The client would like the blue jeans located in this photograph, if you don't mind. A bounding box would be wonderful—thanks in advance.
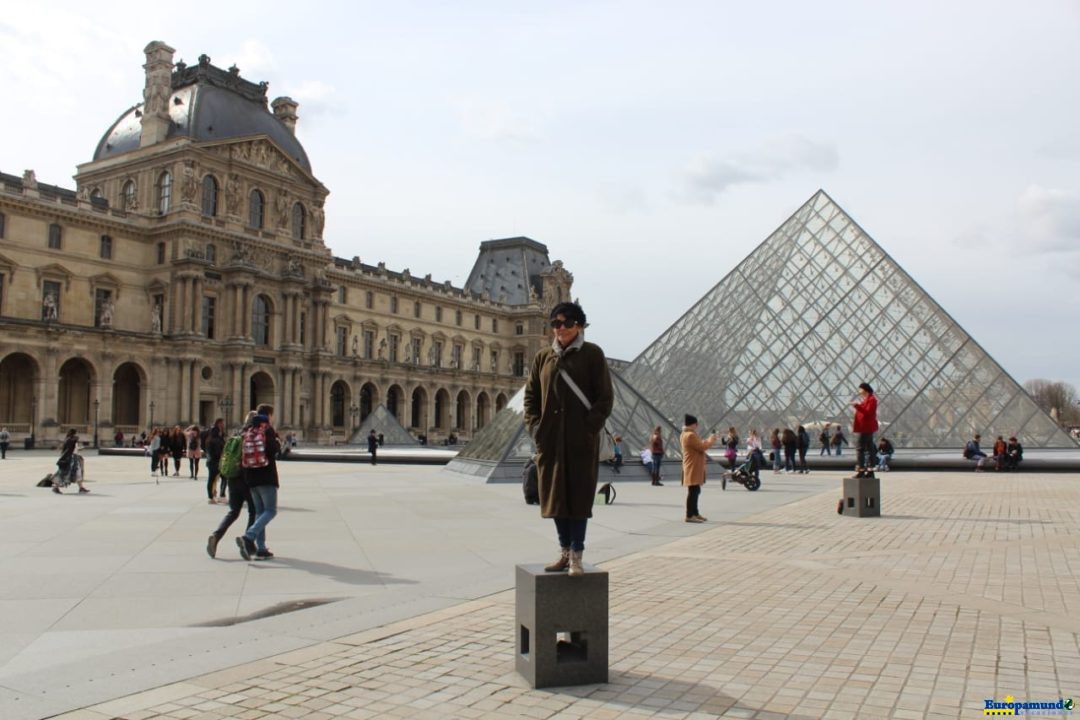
[554,518,587,552]
[820,442,831,456]
[244,485,278,552]
[772,447,782,470]
[651,453,663,478]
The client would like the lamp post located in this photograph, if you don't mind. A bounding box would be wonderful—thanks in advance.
[30,397,37,449]
[149,400,156,430]
[93,398,100,449]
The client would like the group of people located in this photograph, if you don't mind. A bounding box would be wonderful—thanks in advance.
[146,425,206,480]
[205,405,281,562]
[964,433,1023,471]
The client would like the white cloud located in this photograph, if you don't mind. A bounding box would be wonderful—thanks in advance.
[455,98,542,142]
[1017,185,1080,253]
[597,183,649,214]
[677,134,838,205]
[220,39,276,77]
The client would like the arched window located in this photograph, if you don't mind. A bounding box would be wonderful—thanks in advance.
[249,189,264,229]
[156,171,172,214]
[252,294,271,346]
[89,187,103,200]
[121,180,136,209]
[201,175,218,217]
[291,202,306,240]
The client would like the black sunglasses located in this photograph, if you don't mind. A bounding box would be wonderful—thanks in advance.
[550,319,578,329]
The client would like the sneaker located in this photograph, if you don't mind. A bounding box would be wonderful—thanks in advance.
[52,486,61,494]
[694,515,708,522]
[685,516,704,523]
[236,536,255,561]
[255,549,275,560]
[78,487,90,494]
[207,534,219,559]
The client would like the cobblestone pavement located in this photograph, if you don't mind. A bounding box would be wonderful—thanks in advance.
[56,473,1080,720]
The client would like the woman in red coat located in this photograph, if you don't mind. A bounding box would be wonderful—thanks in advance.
[851,382,879,477]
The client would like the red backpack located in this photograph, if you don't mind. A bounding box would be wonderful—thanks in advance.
[241,424,270,469]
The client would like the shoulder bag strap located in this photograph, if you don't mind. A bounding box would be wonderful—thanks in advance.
[558,368,592,410]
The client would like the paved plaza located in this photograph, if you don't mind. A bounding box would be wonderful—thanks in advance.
[1,453,1078,719]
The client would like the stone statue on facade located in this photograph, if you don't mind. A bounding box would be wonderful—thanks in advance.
[275,191,290,228]
[22,169,38,189]
[285,257,303,276]
[312,206,325,239]
[224,174,241,216]
[352,334,359,357]
[378,338,387,359]
[152,303,163,334]
[428,344,438,367]
[42,292,58,321]
[180,164,198,204]
[100,300,115,329]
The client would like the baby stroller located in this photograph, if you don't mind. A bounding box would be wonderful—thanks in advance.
[722,452,761,491]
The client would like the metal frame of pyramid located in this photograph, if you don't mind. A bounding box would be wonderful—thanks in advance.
[623,190,1075,449]
[348,404,418,446]
[445,368,684,482]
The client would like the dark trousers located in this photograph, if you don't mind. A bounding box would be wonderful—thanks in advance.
[798,447,807,472]
[856,433,877,469]
[206,457,220,499]
[172,455,182,474]
[0,442,7,458]
[686,485,701,518]
[783,445,796,471]
[553,518,588,552]
[189,456,201,478]
[212,476,255,540]
[369,447,377,465]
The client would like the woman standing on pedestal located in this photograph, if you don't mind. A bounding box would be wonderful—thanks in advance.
[851,382,879,477]
[524,302,613,578]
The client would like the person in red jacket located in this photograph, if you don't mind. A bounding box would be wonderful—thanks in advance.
[851,382,879,477]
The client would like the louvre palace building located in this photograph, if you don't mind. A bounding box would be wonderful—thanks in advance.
[0,41,572,447]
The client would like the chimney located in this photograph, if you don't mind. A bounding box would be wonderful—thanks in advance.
[140,41,176,147]
[272,96,299,135]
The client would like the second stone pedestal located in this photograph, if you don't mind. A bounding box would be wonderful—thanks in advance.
[515,563,608,689]
[842,475,881,517]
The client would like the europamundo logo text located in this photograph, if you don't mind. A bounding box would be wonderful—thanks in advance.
[983,695,1074,716]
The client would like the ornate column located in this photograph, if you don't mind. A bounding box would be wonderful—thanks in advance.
[178,358,190,425]
[242,286,252,339]
[98,352,115,429]
[189,359,199,424]
[191,277,203,334]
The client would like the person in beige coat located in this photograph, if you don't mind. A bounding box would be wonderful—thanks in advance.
[681,415,718,523]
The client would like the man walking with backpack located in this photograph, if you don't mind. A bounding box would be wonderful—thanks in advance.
[236,405,280,561]
[206,414,255,558]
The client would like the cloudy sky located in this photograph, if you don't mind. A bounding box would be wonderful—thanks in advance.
[3,1,1078,388]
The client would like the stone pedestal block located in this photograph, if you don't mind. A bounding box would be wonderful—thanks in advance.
[842,475,881,517]
[515,563,608,688]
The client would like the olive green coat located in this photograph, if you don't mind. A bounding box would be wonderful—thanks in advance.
[523,338,614,519]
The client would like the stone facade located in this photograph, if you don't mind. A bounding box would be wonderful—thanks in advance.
[0,41,572,447]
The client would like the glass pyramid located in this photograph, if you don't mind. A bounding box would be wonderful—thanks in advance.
[348,404,418,445]
[623,190,1075,449]
[447,368,684,481]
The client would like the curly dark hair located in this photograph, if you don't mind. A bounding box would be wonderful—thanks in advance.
[548,301,586,327]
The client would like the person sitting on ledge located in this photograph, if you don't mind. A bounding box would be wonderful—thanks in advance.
[876,437,894,471]
[1005,436,1023,471]
[963,433,988,471]
[992,435,1007,471]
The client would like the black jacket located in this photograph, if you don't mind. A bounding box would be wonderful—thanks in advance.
[242,418,280,488]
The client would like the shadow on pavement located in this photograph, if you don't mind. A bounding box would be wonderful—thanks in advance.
[545,672,820,719]
[264,557,419,586]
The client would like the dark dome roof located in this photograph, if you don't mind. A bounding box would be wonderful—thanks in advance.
[94,63,311,174]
